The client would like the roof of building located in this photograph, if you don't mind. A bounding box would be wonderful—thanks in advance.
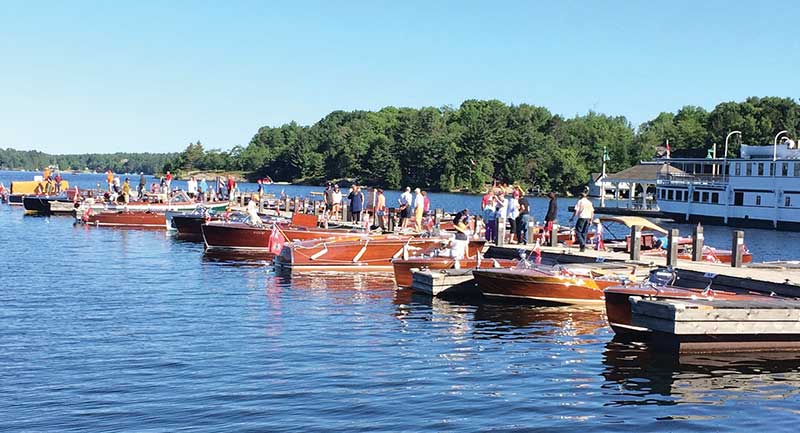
[604,163,686,183]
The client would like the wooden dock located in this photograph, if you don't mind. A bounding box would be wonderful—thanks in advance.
[630,297,800,353]
[411,268,482,298]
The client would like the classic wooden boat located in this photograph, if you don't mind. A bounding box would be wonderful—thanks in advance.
[201,221,364,251]
[473,263,649,305]
[84,211,168,228]
[392,256,516,287]
[274,237,486,273]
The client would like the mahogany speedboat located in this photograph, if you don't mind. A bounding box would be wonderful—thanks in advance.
[473,263,649,305]
[83,211,168,228]
[274,236,486,273]
[201,221,368,252]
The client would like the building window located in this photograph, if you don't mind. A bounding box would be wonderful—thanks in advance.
[786,196,792,207]
[795,163,800,177]
[711,193,719,204]
[668,190,674,200]
[782,163,789,176]
[693,191,700,202]
[756,195,762,206]
[757,163,764,176]
[747,163,753,176]
[702,192,709,202]
[735,163,741,176]
[770,163,775,176]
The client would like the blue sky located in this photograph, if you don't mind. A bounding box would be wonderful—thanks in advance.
[1,0,797,154]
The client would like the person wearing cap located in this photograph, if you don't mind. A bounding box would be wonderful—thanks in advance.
[569,192,594,252]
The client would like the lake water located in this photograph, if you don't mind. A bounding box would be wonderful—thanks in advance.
[3,170,800,431]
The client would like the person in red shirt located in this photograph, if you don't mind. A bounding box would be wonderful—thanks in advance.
[165,171,173,192]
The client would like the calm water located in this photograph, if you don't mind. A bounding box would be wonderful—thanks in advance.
[3,171,800,431]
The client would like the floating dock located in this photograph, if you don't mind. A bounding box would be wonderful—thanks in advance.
[630,297,800,353]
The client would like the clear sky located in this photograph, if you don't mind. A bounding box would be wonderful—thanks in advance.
[1,0,797,154]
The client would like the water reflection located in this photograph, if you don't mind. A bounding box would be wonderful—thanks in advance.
[474,303,607,338]
[602,339,800,405]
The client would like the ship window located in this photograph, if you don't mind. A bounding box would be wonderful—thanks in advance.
[786,196,792,207]
[757,163,764,176]
[735,163,741,176]
[756,195,762,206]
[693,191,700,202]
[769,163,775,176]
[711,193,719,204]
[668,190,674,200]
[782,163,789,176]
[795,163,800,177]
[746,163,753,176]
[702,192,709,202]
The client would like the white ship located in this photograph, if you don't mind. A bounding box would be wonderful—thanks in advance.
[656,139,800,230]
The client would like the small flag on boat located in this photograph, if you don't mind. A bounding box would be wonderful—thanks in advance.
[268,223,286,255]
[533,239,542,264]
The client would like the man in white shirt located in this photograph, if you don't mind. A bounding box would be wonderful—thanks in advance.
[570,192,594,252]
[399,187,413,229]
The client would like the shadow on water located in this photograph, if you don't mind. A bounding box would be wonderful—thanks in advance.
[201,249,272,267]
[602,338,800,405]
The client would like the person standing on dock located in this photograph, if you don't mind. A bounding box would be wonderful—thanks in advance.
[54,171,63,194]
[516,191,530,245]
[348,185,365,223]
[569,192,594,252]
[199,178,208,202]
[323,182,334,219]
[165,171,173,192]
[121,178,131,204]
[544,192,558,243]
[138,172,147,199]
[332,184,342,221]
[413,188,424,232]
[106,169,114,192]
[398,187,412,229]
[375,189,387,231]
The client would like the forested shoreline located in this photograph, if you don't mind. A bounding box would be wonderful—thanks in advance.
[0,149,175,175]
[4,97,798,194]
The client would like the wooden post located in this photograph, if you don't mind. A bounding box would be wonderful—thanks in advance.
[434,208,442,228]
[527,221,536,245]
[496,218,506,246]
[284,197,290,213]
[666,228,679,267]
[692,224,704,261]
[731,230,744,268]
[258,195,264,213]
[293,196,299,214]
[388,208,395,232]
[549,223,558,247]
[630,225,641,261]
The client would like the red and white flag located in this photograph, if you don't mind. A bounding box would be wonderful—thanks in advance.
[533,239,542,264]
[268,224,286,256]
[665,139,671,159]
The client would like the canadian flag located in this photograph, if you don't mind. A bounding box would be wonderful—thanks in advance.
[268,224,286,255]
[533,239,542,264]
[665,139,671,159]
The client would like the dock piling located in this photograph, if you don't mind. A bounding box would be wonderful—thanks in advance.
[630,225,641,261]
[666,228,679,267]
[549,224,558,247]
[496,218,506,246]
[732,230,744,268]
[692,224,704,261]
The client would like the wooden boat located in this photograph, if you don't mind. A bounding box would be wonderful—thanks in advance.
[274,236,486,273]
[201,221,363,252]
[598,216,752,264]
[84,211,168,228]
[473,263,649,305]
[78,191,229,215]
[23,192,80,214]
[392,256,516,287]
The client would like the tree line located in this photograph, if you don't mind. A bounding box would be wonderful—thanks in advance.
[165,96,800,194]
[0,148,176,175]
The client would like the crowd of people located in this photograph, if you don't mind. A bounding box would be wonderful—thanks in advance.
[320,183,435,232]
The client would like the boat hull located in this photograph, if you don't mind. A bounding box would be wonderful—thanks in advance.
[473,267,630,305]
[201,222,364,252]
[275,237,484,273]
[85,212,168,228]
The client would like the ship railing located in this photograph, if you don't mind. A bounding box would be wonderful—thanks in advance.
[657,174,730,188]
